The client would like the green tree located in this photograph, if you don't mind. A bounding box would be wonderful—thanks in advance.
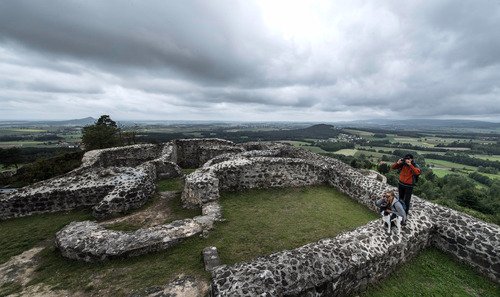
[377,162,390,174]
[95,114,117,127]
[0,147,23,169]
[456,189,481,211]
[81,115,121,150]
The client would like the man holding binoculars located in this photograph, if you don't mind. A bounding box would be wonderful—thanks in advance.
[391,154,421,221]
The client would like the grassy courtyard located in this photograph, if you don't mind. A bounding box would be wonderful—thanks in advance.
[0,185,377,296]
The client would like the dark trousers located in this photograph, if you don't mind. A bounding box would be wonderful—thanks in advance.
[398,183,413,215]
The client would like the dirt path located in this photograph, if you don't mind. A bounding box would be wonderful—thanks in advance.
[100,191,179,228]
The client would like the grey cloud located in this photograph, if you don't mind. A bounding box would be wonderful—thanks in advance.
[0,0,499,121]
[0,0,281,86]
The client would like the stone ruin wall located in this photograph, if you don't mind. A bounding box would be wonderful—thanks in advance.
[0,139,498,296]
[178,147,498,295]
[0,139,239,220]
[174,138,244,168]
[81,144,165,168]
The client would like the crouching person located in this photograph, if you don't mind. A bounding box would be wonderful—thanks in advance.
[375,191,407,235]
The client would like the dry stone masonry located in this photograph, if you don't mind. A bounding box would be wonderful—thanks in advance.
[0,139,237,220]
[178,145,499,295]
[1,139,498,296]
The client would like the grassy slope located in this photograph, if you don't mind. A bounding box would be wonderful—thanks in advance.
[0,211,93,264]
[4,185,376,296]
[362,247,499,297]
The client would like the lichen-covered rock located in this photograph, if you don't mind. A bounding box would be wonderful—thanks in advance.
[55,217,212,262]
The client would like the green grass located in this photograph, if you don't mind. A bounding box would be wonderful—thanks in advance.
[215,186,378,263]
[0,282,23,296]
[431,168,452,178]
[17,186,376,296]
[361,247,500,297]
[157,177,184,192]
[0,210,92,264]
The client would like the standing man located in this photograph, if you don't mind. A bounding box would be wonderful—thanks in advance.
[391,154,421,219]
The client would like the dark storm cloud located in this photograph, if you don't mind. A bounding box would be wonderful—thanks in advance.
[0,0,282,85]
[0,0,499,121]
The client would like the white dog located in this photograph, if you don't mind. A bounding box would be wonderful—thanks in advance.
[382,212,403,235]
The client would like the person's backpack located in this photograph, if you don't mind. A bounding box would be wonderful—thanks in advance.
[412,162,420,185]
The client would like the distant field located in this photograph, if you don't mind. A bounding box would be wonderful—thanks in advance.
[278,140,310,147]
[358,145,393,153]
[0,141,49,148]
[343,129,374,137]
[357,145,449,156]
[354,149,386,159]
[302,145,327,153]
[473,154,500,162]
[431,168,451,178]
[426,158,477,171]
[392,137,435,148]
[430,166,500,181]
[479,172,500,180]
[0,128,47,135]
[334,148,358,156]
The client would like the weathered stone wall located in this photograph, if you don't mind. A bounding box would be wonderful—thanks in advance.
[182,148,330,208]
[211,211,435,296]
[0,139,240,220]
[179,146,499,295]
[431,205,500,282]
[81,144,165,168]
[0,164,157,220]
[174,138,244,168]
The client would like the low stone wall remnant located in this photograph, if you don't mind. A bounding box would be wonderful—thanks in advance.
[0,139,240,220]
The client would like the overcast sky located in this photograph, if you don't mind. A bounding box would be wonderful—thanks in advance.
[1,0,499,122]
